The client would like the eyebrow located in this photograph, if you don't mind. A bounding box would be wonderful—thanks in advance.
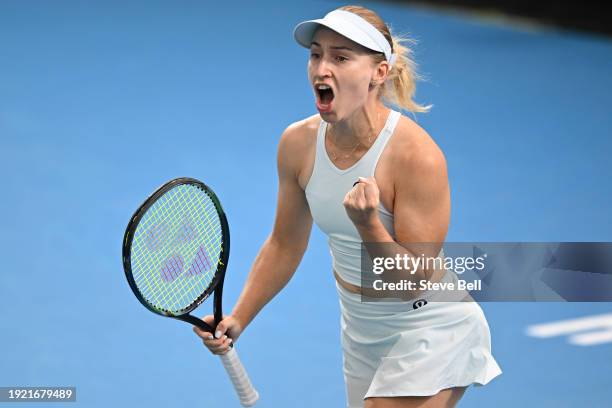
[310,41,354,52]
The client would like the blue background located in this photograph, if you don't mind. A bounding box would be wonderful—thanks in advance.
[1,0,611,406]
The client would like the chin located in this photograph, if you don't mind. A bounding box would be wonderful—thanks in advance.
[318,109,338,121]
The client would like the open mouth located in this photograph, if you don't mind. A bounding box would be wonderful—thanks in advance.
[315,84,335,110]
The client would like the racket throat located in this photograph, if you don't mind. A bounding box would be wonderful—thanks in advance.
[175,314,214,332]
[173,280,225,333]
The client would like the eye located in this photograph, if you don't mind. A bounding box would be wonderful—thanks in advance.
[309,53,320,59]
[336,56,348,62]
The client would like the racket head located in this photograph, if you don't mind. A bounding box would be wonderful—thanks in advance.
[122,177,230,318]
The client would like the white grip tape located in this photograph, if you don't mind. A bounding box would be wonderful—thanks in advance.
[219,347,259,407]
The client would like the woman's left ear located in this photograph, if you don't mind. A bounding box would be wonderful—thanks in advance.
[373,63,390,85]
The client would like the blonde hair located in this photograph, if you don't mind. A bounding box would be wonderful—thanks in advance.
[338,5,431,113]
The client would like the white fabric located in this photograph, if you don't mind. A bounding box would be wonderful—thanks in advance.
[305,109,401,287]
[304,109,502,405]
[337,279,503,407]
[293,9,397,66]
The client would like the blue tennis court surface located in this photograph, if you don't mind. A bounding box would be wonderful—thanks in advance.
[1,1,611,406]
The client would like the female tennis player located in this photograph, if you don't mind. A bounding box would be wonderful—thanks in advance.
[194,5,502,407]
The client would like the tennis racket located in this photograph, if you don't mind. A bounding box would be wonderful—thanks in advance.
[122,177,259,407]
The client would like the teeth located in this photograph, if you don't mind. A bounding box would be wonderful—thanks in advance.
[316,84,331,90]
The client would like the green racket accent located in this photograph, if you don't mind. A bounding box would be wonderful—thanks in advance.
[129,183,223,314]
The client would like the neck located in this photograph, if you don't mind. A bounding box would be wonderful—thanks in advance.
[328,101,389,147]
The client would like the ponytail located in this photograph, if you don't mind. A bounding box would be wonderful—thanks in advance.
[339,5,431,113]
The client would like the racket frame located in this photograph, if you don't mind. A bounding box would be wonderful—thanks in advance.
[122,177,229,333]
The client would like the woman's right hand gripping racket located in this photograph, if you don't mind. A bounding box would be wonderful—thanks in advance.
[122,177,259,407]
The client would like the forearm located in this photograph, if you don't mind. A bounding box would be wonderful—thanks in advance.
[356,219,440,284]
[231,235,304,329]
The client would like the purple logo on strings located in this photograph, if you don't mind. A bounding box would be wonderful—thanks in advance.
[160,254,185,282]
[160,245,212,282]
[185,245,213,277]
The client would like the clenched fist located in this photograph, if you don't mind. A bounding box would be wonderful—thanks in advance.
[343,176,381,229]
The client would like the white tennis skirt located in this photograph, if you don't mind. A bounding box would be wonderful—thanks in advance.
[336,270,502,407]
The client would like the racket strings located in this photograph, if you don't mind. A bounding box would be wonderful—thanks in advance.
[151,186,221,307]
[137,191,217,301]
[136,188,220,311]
[130,184,224,314]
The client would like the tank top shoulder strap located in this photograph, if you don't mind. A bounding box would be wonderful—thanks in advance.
[315,117,327,157]
[367,109,401,175]
[312,116,327,171]
[304,117,328,194]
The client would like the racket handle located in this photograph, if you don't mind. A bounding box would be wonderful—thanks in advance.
[219,347,259,407]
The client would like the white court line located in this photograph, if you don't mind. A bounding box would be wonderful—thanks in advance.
[526,313,612,338]
[569,329,612,346]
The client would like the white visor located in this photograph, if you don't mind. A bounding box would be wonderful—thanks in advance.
[293,9,396,66]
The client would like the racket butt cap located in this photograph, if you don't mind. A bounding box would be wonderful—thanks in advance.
[240,390,259,407]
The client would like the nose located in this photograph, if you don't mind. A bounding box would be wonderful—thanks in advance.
[311,56,332,79]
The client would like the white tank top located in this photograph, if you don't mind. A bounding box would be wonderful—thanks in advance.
[305,109,401,286]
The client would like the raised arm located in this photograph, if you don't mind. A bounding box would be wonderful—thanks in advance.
[194,122,314,353]
[344,131,451,296]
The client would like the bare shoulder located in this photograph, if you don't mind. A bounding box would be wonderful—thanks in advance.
[277,114,320,186]
[278,114,319,153]
[389,114,448,180]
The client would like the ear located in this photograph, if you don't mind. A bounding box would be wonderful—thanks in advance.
[371,61,391,86]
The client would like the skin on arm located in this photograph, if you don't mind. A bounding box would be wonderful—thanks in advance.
[344,134,451,295]
[345,129,464,406]
[193,123,313,353]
